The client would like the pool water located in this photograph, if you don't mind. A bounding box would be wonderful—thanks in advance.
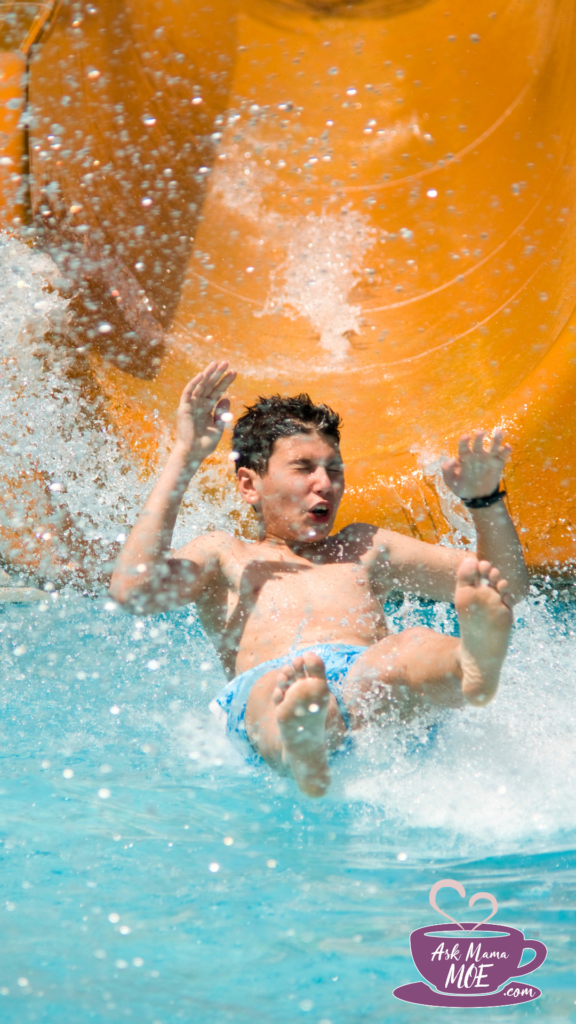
[1,589,575,1023]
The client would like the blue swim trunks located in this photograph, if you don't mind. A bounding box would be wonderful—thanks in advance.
[209,643,367,765]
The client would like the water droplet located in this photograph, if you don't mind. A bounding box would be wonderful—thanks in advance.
[108,912,120,923]
[87,69,100,80]
[63,768,74,779]
[98,788,111,799]
[426,189,438,198]
[110,706,120,715]
[223,837,234,846]
[98,322,112,334]
[397,851,408,861]
[142,116,156,126]
[209,862,220,873]
[266,859,277,868]
[141,197,153,207]
[191,96,203,105]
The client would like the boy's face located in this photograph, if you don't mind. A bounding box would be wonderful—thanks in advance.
[238,431,345,544]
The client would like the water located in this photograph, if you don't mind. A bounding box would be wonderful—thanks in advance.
[0,591,575,1022]
[0,235,575,1022]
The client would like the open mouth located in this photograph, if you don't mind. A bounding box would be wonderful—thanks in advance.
[309,504,330,521]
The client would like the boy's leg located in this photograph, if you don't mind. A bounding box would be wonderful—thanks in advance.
[244,656,347,798]
[342,557,512,724]
[244,557,512,798]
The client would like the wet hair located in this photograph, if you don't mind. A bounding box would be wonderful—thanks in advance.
[231,393,342,475]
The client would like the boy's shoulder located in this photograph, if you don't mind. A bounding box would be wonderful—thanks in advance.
[174,528,234,559]
[335,521,394,551]
[175,529,255,561]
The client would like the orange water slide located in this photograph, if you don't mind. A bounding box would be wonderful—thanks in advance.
[2,0,576,577]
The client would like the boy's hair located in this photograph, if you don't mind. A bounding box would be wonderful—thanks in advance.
[231,393,341,475]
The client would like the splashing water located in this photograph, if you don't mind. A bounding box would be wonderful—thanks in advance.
[210,125,376,361]
[345,594,576,857]
[260,209,375,360]
[0,234,143,561]
[0,233,247,579]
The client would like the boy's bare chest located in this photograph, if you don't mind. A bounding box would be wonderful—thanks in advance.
[225,552,381,621]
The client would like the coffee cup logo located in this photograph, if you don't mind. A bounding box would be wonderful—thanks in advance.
[394,880,547,1008]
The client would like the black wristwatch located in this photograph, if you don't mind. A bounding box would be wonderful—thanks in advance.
[461,486,506,509]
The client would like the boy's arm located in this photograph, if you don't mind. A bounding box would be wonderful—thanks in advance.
[109,361,236,613]
[374,430,529,606]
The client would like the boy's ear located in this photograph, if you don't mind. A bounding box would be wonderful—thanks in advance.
[237,467,262,506]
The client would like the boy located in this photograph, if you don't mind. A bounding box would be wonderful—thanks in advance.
[110,361,528,796]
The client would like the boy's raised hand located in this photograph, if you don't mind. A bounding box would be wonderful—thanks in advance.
[176,361,237,461]
[441,429,511,501]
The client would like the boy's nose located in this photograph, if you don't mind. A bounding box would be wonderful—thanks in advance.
[312,466,332,491]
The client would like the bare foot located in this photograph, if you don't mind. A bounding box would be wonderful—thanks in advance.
[455,557,513,706]
[273,653,332,797]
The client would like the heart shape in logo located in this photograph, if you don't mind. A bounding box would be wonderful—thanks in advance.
[429,879,498,933]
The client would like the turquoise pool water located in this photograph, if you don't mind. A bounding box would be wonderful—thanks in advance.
[1,590,575,1023]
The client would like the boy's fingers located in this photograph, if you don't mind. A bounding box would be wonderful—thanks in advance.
[214,398,232,425]
[210,369,237,401]
[201,365,234,402]
[471,431,486,454]
[197,361,229,396]
[180,371,206,401]
[489,429,503,454]
[457,435,471,457]
[189,361,227,396]
[191,364,229,402]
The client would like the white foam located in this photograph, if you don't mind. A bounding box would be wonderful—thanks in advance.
[0,232,247,572]
[260,209,375,360]
[345,594,576,854]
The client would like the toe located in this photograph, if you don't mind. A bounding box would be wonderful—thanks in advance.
[457,556,480,586]
[478,559,492,580]
[496,578,513,609]
[301,652,326,678]
[272,665,295,704]
[488,566,501,588]
[290,656,306,679]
